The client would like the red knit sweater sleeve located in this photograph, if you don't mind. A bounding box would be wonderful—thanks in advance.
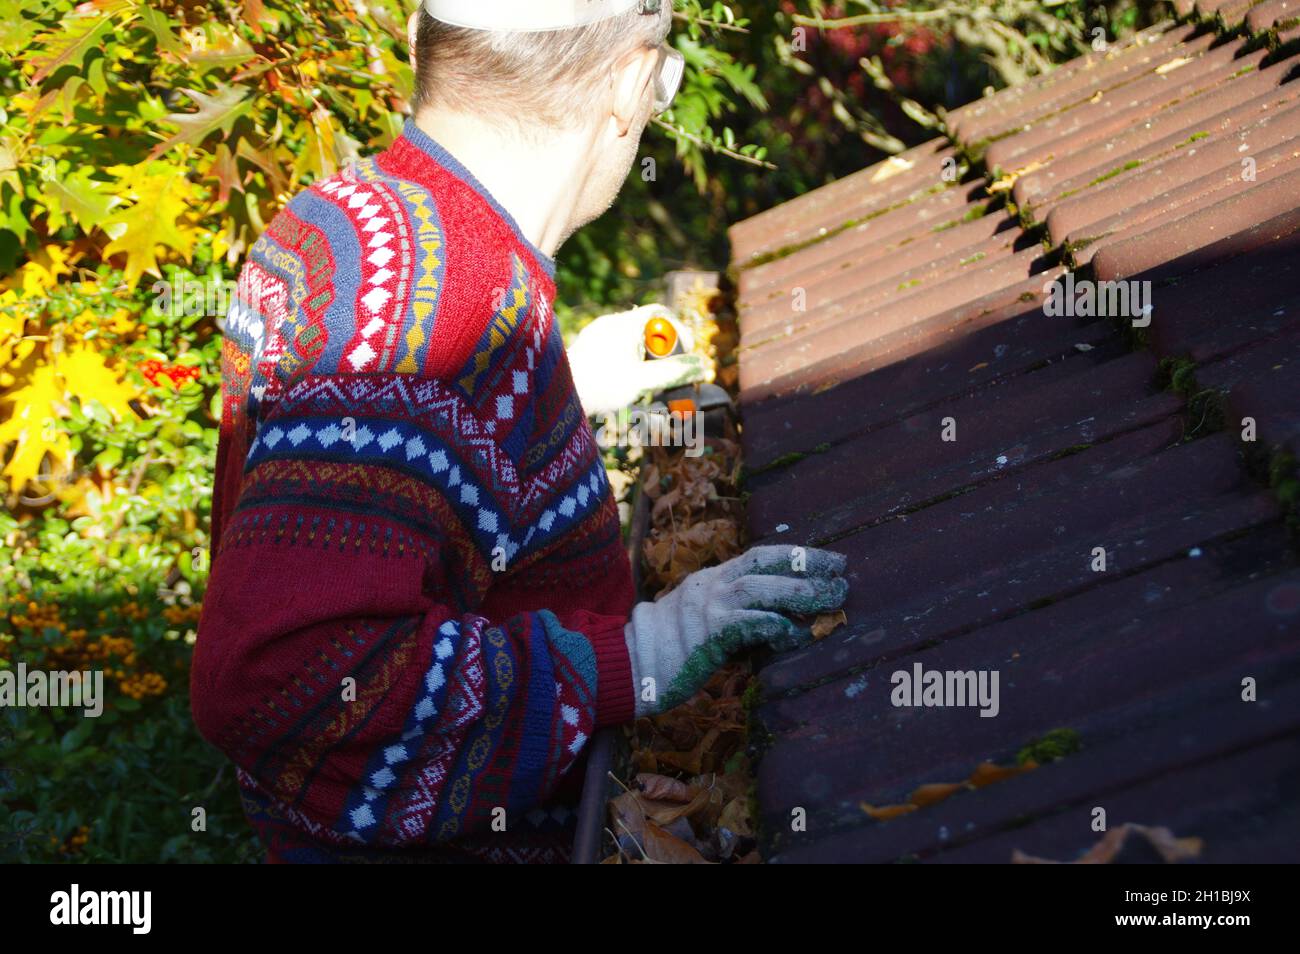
[192,370,633,850]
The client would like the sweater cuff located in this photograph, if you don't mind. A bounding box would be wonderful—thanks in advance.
[585,619,636,727]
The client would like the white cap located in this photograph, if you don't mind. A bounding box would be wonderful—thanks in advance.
[423,0,650,32]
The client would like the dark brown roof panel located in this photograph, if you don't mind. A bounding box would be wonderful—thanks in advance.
[747,351,1180,544]
[740,210,1019,343]
[1197,0,1265,27]
[737,207,1010,319]
[766,632,1300,862]
[739,253,1057,401]
[1043,97,1300,250]
[922,728,1300,864]
[760,424,1279,692]
[1198,326,1300,456]
[1090,182,1300,284]
[728,2,1300,864]
[1247,0,1300,32]
[736,182,983,311]
[945,22,1192,146]
[1068,134,1300,267]
[1145,227,1300,360]
[728,139,957,266]
[758,546,1295,780]
[739,305,1115,470]
[1013,43,1296,216]
[982,30,1227,175]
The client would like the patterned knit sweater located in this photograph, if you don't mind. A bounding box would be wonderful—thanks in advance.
[192,120,636,863]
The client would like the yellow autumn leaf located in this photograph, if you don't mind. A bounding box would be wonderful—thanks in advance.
[293,108,360,183]
[0,305,24,367]
[10,244,73,296]
[55,346,137,419]
[101,161,200,285]
[0,363,72,491]
[210,227,231,263]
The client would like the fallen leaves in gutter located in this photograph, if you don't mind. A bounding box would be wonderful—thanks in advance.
[606,295,759,863]
[605,662,760,863]
[608,436,755,863]
[640,438,745,598]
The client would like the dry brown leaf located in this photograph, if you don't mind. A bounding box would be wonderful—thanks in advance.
[855,760,1036,828]
[641,795,705,827]
[716,796,755,838]
[631,749,659,774]
[656,725,721,775]
[969,760,1036,788]
[869,154,915,183]
[650,486,682,522]
[910,782,967,807]
[643,517,741,595]
[1155,56,1192,74]
[609,791,647,846]
[811,610,847,640]
[643,822,711,864]
[636,772,696,803]
[1012,823,1204,864]
[988,159,1047,193]
[642,463,662,498]
[861,802,919,821]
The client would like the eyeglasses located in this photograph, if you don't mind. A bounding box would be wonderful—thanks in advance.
[653,44,684,115]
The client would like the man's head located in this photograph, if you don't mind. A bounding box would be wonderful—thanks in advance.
[408,0,673,234]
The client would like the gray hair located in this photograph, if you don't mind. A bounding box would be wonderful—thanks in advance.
[411,4,672,129]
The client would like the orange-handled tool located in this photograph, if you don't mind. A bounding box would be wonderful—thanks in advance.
[643,315,682,359]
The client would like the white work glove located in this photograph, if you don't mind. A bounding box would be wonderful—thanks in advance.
[624,545,848,715]
[567,304,711,416]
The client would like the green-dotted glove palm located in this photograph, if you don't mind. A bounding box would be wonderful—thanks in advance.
[623,545,848,716]
[567,304,711,416]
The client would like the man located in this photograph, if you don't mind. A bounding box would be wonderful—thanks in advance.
[192,0,848,863]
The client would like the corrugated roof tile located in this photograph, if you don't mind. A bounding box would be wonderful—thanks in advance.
[945,22,1193,146]
[1246,0,1300,33]
[727,4,1300,863]
[1044,98,1300,251]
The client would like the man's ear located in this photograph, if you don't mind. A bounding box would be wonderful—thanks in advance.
[407,8,421,72]
[610,45,660,137]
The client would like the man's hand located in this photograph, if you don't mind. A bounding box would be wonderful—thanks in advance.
[623,545,849,715]
[567,303,711,416]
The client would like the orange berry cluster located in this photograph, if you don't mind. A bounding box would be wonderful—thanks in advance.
[118,671,167,699]
[10,600,61,630]
[10,601,169,700]
[162,603,203,626]
[102,600,151,623]
[49,825,90,856]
